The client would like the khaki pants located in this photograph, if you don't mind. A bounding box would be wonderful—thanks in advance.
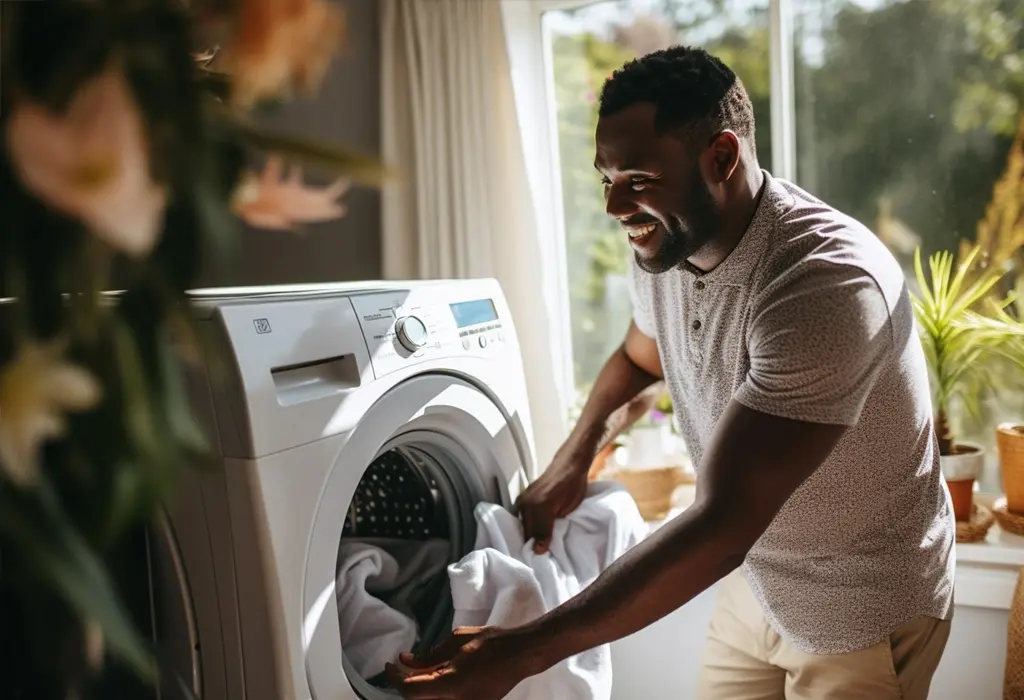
[696,569,951,700]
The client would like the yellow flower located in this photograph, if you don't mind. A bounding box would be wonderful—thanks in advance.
[227,0,346,105]
[231,154,349,230]
[5,65,168,258]
[0,341,102,486]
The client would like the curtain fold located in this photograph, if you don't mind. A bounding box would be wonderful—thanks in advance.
[381,0,568,468]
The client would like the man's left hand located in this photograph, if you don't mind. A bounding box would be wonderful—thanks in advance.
[387,626,538,699]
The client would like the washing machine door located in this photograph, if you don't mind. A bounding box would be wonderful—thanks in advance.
[302,373,530,700]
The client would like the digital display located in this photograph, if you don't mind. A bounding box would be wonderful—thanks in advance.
[450,298,498,328]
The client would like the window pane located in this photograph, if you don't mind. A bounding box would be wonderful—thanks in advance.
[544,0,771,397]
[793,0,1024,491]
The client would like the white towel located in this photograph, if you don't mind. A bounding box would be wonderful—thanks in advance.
[336,537,450,679]
[448,480,647,700]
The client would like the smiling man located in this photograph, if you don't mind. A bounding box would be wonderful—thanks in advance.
[389,46,955,700]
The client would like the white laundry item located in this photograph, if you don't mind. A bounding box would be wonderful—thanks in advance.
[448,480,647,700]
[336,538,449,679]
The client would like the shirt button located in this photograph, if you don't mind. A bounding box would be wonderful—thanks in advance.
[694,280,705,291]
[692,319,702,331]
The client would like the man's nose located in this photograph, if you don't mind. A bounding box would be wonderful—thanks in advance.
[604,183,638,219]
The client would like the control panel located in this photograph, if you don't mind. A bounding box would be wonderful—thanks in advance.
[350,285,509,377]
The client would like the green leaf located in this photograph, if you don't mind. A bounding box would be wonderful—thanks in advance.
[0,483,156,680]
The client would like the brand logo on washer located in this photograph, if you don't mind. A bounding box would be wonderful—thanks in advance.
[253,318,272,334]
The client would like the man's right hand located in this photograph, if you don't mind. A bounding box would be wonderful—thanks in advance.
[516,447,591,554]
[517,321,663,554]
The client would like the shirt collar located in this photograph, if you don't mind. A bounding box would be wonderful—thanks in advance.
[681,170,795,285]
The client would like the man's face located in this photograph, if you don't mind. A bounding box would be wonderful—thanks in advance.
[594,102,721,274]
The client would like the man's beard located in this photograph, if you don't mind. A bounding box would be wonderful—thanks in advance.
[634,180,718,274]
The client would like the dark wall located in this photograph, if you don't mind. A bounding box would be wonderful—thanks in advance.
[106,0,380,291]
[233,0,382,287]
[234,0,382,287]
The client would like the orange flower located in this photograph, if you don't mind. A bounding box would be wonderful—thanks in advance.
[228,0,346,105]
[5,66,168,257]
[232,154,350,230]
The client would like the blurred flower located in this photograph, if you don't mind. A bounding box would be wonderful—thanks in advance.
[85,619,105,670]
[0,341,102,487]
[232,154,350,230]
[5,66,168,258]
[229,0,346,105]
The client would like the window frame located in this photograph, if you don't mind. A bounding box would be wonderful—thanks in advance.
[502,0,798,404]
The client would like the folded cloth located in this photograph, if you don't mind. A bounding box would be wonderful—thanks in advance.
[337,537,449,679]
[448,480,647,700]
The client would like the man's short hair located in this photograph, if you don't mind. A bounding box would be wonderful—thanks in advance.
[599,45,755,143]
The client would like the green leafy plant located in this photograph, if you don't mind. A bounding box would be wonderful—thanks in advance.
[0,0,388,697]
[910,245,1024,455]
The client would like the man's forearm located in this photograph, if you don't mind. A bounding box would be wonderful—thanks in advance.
[517,500,747,672]
[565,345,660,460]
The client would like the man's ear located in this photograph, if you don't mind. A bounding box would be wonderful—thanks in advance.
[701,130,741,184]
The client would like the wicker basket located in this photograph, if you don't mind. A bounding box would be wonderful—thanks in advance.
[1005,567,1024,700]
[607,466,695,521]
[956,504,995,543]
[999,424,1024,515]
[995,500,1024,537]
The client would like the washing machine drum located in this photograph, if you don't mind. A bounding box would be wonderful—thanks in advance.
[342,450,447,541]
[304,374,529,700]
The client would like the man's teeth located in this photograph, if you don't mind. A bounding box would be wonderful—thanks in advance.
[626,223,657,239]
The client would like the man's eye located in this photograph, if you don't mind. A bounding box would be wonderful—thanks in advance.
[630,178,650,191]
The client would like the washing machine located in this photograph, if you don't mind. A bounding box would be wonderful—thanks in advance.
[151,279,537,700]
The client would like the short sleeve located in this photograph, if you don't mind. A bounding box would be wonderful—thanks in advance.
[733,263,893,426]
[627,258,657,338]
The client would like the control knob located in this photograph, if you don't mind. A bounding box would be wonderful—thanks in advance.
[395,315,429,352]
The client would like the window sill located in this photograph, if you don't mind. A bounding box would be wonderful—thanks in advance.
[644,493,1024,612]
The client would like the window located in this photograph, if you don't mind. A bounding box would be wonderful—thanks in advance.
[528,0,1021,490]
[791,0,1023,490]
[542,0,772,396]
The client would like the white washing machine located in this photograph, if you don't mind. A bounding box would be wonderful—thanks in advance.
[150,279,536,700]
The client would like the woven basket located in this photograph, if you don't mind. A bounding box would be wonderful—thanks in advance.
[995,500,1024,537]
[999,424,1024,515]
[607,466,695,521]
[956,504,995,543]
[1005,567,1024,699]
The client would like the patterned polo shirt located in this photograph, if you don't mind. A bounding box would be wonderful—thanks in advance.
[627,171,955,654]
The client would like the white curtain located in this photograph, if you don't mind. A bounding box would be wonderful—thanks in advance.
[381,0,569,469]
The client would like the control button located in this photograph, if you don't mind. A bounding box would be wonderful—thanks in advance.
[478,335,487,348]
[497,330,504,341]
[396,315,429,351]
[694,280,705,291]
[462,338,471,350]
[692,319,702,331]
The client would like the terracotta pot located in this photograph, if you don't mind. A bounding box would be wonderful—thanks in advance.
[941,444,985,522]
[588,442,617,482]
[998,424,1024,515]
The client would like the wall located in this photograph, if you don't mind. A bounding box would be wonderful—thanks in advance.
[232,0,381,287]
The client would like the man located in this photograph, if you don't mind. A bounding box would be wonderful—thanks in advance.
[389,46,954,700]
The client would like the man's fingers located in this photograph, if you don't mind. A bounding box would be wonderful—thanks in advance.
[399,632,471,669]
[519,504,534,547]
[527,513,555,554]
[386,663,453,699]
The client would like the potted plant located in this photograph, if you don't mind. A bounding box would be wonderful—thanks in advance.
[910,245,1021,521]
[991,282,1024,513]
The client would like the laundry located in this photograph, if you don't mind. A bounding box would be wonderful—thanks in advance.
[448,479,647,700]
[336,537,450,679]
